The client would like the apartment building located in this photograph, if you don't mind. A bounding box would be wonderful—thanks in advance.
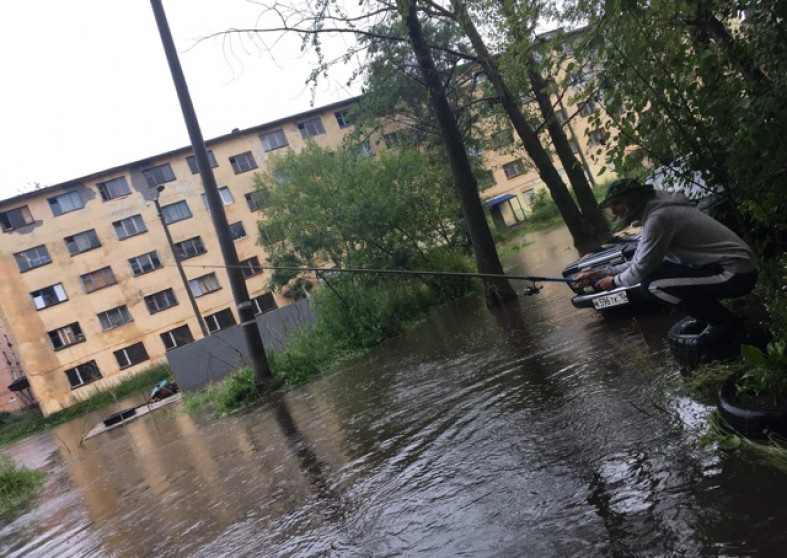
[0,99,358,416]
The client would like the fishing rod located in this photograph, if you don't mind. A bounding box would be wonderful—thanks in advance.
[182,263,574,296]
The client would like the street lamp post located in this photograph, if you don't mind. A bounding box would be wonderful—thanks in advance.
[152,184,209,338]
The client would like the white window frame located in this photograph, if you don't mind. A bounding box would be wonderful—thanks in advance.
[48,190,84,216]
[113,214,147,239]
[190,273,221,297]
[161,200,192,224]
[97,177,131,201]
[97,305,133,330]
[31,283,68,310]
[14,245,51,272]
[297,117,326,139]
[260,129,288,151]
[129,251,162,276]
[202,186,234,210]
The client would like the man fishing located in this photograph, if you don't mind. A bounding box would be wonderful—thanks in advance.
[573,178,757,339]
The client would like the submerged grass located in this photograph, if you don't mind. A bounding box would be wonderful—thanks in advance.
[0,454,47,514]
[0,364,173,447]
[701,411,787,474]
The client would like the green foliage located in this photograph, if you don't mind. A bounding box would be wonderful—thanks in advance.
[254,142,468,293]
[528,188,561,224]
[0,364,172,447]
[736,341,787,402]
[0,454,46,514]
[568,0,787,272]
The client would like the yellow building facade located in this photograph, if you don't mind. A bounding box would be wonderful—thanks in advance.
[0,99,357,415]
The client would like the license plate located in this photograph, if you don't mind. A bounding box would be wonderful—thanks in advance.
[592,291,629,310]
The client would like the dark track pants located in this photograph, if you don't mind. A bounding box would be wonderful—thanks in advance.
[638,261,757,325]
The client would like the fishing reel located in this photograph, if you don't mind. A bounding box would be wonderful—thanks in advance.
[522,281,543,296]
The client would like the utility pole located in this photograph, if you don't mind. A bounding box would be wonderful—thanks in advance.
[150,0,274,391]
[152,185,210,338]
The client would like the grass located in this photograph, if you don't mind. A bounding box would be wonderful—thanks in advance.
[0,453,46,514]
[0,364,173,447]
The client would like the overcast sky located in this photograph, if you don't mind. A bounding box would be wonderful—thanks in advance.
[0,0,360,201]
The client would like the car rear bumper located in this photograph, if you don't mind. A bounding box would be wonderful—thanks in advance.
[570,285,641,310]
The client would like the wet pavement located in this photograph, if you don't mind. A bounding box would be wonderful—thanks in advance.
[3,226,787,557]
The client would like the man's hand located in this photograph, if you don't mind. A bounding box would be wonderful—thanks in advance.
[596,275,617,291]
[572,270,601,288]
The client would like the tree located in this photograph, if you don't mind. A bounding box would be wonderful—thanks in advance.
[398,0,517,305]
[255,142,470,285]
[564,0,787,271]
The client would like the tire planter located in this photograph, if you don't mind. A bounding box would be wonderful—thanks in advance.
[102,407,137,428]
[668,317,738,371]
[717,374,787,440]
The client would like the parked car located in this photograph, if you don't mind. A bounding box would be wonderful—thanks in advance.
[561,164,724,312]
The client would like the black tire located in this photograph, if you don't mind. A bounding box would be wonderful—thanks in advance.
[717,374,787,439]
[102,407,136,427]
[667,317,738,371]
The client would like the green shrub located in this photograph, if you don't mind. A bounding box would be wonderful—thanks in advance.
[0,453,46,514]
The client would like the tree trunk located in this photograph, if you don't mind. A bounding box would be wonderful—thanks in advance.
[449,0,602,248]
[401,0,517,306]
[526,61,610,242]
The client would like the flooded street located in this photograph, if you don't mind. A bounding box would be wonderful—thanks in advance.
[3,226,787,557]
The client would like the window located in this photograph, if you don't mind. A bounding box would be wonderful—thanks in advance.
[568,72,586,89]
[97,305,133,330]
[114,342,149,369]
[202,186,234,210]
[144,288,178,313]
[492,129,513,149]
[80,267,117,293]
[335,109,351,128]
[503,160,526,179]
[186,150,218,174]
[65,360,102,389]
[260,129,288,151]
[142,164,176,187]
[174,236,206,260]
[1,206,33,231]
[161,325,194,351]
[48,190,84,216]
[579,100,597,117]
[97,177,131,201]
[359,140,375,158]
[161,200,192,224]
[244,190,269,211]
[259,226,285,245]
[568,138,581,153]
[240,256,262,278]
[383,131,403,149]
[205,308,236,333]
[476,170,496,189]
[129,251,162,276]
[522,188,535,206]
[556,108,569,125]
[190,273,221,297]
[113,214,147,239]
[229,152,257,174]
[252,292,277,315]
[48,322,85,350]
[229,221,247,241]
[297,117,326,139]
[14,245,51,272]
[31,283,67,310]
[65,229,101,255]
[588,129,607,147]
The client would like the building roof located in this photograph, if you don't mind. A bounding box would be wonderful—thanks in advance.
[1,95,362,207]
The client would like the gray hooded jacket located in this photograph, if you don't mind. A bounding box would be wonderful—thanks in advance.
[603,191,756,286]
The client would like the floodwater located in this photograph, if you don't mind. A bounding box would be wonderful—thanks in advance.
[3,226,787,557]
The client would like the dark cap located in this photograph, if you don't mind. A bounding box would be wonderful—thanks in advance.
[600,178,654,208]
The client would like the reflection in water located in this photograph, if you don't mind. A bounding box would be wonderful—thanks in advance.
[3,226,787,557]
